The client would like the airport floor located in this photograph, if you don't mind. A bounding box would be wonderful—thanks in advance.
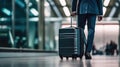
[0,53,119,67]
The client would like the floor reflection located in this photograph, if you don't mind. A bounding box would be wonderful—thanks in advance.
[85,60,91,67]
[0,56,119,67]
[59,60,84,67]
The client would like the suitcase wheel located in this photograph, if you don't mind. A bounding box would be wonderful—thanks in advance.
[80,56,82,59]
[59,55,63,60]
[66,57,69,60]
[80,55,83,59]
[72,56,77,60]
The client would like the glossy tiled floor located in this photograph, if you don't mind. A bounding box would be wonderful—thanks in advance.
[0,54,119,67]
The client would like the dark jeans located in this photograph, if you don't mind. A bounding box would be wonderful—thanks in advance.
[77,14,97,53]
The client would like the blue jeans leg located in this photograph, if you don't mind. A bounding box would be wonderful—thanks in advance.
[77,14,96,53]
[86,14,96,53]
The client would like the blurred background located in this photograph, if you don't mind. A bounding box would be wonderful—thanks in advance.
[0,0,119,56]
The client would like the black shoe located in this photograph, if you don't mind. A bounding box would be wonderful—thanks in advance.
[85,53,92,60]
[80,56,83,60]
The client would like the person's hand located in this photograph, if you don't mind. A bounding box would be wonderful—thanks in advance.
[98,15,103,21]
[71,11,77,16]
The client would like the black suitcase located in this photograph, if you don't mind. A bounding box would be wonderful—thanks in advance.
[59,18,85,60]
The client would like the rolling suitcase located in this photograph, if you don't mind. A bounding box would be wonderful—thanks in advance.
[59,17,85,60]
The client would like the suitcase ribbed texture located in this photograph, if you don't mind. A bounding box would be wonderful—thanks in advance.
[59,27,84,59]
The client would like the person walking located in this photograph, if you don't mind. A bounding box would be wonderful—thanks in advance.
[71,0,103,59]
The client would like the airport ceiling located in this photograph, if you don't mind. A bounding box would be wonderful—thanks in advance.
[0,0,120,20]
[53,0,120,18]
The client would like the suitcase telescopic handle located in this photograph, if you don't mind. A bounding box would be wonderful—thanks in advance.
[70,16,73,27]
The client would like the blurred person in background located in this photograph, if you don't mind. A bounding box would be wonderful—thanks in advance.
[105,40,118,55]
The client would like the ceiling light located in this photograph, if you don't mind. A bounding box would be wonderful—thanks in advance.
[103,7,107,16]
[63,6,70,16]
[104,0,110,7]
[36,0,38,2]
[29,2,32,7]
[15,0,25,8]
[107,7,117,20]
[2,8,11,16]
[44,1,49,7]
[47,0,62,17]
[109,7,116,17]
[30,8,39,16]
[115,2,119,7]
[59,0,66,6]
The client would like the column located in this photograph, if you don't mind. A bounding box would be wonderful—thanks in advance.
[26,0,30,47]
[38,0,45,50]
[12,0,15,47]
[118,20,120,56]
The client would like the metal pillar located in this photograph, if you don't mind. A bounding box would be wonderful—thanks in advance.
[12,0,15,47]
[38,0,45,50]
[26,0,30,48]
[47,22,55,50]
[118,20,120,56]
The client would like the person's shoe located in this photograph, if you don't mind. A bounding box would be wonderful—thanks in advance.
[80,56,83,60]
[85,53,92,60]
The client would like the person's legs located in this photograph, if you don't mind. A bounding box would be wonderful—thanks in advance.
[77,14,87,44]
[77,14,87,59]
[85,14,97,59]
[86,14,96,53]
[77,14,87,29]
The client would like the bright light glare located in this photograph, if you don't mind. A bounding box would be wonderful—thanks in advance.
[63,7,70,16]
[59,0,66,6]
[2,8,11,16]
[103,7,107,15]
[104,0,110,7]
[44,1,49,6]
[115,2,119,7]
[109,7,116,17]
[36,0,38,2]
[29,2,32,7]
[30,8,39,16]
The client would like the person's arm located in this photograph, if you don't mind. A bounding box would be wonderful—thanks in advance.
[72,0,78,12]
[96,0,103,15]
[96,0,103,21]
[71,0,78,16]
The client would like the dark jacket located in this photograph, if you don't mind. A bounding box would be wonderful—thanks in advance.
[72,0,103,15]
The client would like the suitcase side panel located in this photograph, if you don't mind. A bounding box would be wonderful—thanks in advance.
[59,28,83,57]
[59,28,76,56]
